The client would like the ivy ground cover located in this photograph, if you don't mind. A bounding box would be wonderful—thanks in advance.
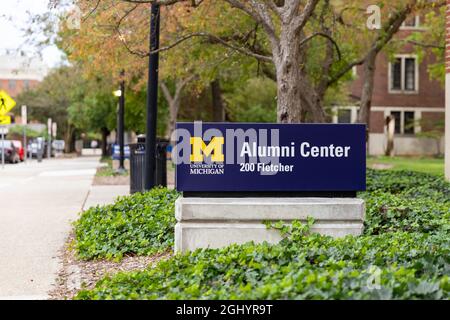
[74,169,449,299]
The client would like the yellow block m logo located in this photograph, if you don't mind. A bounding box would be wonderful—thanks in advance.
[190,137,224,162]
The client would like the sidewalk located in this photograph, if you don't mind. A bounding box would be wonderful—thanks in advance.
[0,157,99,299]
[0,157,130,300]
[83,185,129,210]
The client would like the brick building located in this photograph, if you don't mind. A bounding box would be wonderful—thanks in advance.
[0,54,47,98]
[333,15,446,156]
[0,54,47,124]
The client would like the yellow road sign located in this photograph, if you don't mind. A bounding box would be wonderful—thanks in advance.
[0,90,16,116]
[0,115,11,125]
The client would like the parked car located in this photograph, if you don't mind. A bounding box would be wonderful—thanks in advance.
[52,140,65,152]
[11,140,24,161]
[28,141,39,159]
[0,140,20,163]
[28,137,47,159]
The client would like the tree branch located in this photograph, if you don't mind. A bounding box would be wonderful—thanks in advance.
[299,32,341,60]
[264,0,282,18]
[408,40,444,50]
[160,81,174,104]
[120,0,188,5]
[151,32,273,61]
[115,28,149,57]
[82,0,101,22]
[328,0,420,87]
[327,58,365,87]
[116,29,273,61]
[117,4,139,28]
[224,0,279,46]
[292,0,320,33]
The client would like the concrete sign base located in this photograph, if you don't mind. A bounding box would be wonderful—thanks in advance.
[174,197,365,253]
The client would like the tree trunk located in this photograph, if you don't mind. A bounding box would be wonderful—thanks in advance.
[63,124,74,153]
[101,127,110,157]
[166,97,180,139]
[358,51,377,153]
[211,78,225,122]
[274,31,303,123]
[299,73,326,123]
[385,115,395,156]
[358,51,377,125]
[161,79,190,139]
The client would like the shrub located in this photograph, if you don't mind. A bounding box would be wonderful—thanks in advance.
[75,221,449,300]
[366,169,449,197]
[74,188,180,260]
[73,170,450,300]
[362,170,449,235]
[362,191,449,235]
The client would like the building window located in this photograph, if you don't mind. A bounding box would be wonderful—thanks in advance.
[389,55,418,94]
[24,80,30,90]
[8,80,16,90]
[391,111,401,134]
[332,107,358,124]
[391,59,402,91]
[401,16,420,29]
[389,110,417,135]
[404,111,415,134]
[337,109,352,123]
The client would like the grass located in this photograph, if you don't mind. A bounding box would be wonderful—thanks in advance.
[96,156,129,177]
[367,156,444,176]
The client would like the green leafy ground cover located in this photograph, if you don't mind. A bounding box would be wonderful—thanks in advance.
[74,188,179,260]
[74,169,449,299]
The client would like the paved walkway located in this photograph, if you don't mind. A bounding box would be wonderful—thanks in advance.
[0,157,128,299]
[83,185,129,210]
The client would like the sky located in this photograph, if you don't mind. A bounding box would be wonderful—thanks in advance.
[0,0,65,68]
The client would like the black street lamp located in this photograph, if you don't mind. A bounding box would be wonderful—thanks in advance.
[144,3,160,190]
[115,70,126,173]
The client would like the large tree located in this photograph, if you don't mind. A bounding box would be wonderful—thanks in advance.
[67,73,117,156]
[33,0,444,130]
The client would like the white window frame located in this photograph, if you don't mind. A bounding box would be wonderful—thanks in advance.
[352,66,358,78]
[332,106,358,124]
[400,15,420,30]
[384,109,420,135]
[388,54,419,95]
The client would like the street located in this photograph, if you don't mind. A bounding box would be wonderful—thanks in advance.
[0,157,99,299]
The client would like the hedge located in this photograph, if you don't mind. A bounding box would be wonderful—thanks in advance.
[74,188,179,260]
[74,169,450,299]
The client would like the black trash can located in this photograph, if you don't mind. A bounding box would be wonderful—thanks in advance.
[129,142,146,194]
[129,136,169,193]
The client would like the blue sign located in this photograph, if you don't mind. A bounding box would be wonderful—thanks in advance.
[174,123,366,192]
[112,144,130,160]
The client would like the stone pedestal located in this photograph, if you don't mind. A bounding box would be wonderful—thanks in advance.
[175,197,365,253]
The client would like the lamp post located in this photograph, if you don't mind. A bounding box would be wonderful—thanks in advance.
[47,118,52,159]
[114,71,126,173]
[21,105,27,163]
[144,3,160,190]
